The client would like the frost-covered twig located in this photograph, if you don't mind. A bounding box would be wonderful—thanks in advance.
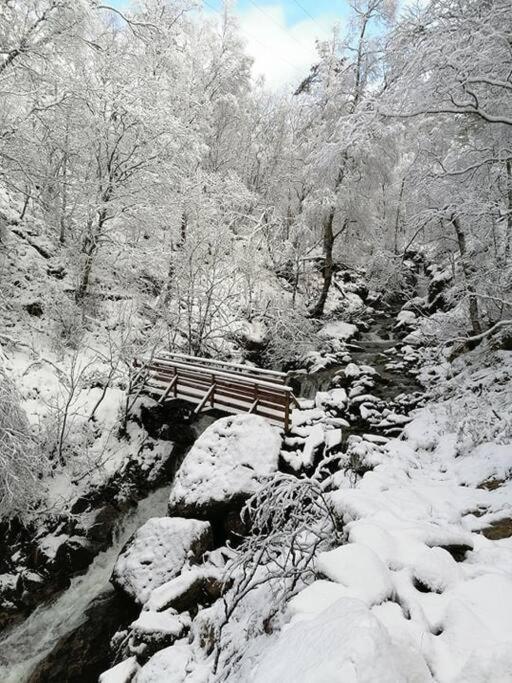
[212,473,343,679]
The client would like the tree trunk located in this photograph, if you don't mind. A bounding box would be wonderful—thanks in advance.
[59,122,70,245]
[353,15,369,110]
[75,248,95,303]
[394,177,406,255]
[309,209,335,318]
[506,159,512,258]
[163,260,175,306]
[75,210,106,302]
[19,191,30,221]
[451,214,482,335]
[179,212,187,246]
[291,253,300,308]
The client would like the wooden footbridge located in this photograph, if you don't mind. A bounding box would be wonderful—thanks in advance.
[131,352,299,431]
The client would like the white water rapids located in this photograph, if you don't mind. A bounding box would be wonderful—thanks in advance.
[0,485,171,683]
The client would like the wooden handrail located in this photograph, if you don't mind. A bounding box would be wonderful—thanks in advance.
[133,353,296,430]
[140,357,295,393]
[160,351,287,381]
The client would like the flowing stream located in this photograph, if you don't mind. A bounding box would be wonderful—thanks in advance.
[0,486,170,682]
[0,415,217,683]
[293,311,419,402]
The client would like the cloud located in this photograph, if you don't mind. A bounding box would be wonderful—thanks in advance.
[236,4,339,91]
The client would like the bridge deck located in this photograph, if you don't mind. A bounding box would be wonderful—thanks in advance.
[132,353,299,431]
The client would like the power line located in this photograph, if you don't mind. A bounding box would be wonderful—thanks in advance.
[245,0,309,51]
[202,0,298,71]
[290,0,327,34]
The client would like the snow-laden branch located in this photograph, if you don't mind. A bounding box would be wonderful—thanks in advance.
[448,319,512,346]
[379,106,512,127]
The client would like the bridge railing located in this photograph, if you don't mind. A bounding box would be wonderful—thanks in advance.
[159,351,288,384]
[132,354,299,431]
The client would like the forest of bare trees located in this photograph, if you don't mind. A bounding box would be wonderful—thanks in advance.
[1,0,509,346]
[1,1,512,681]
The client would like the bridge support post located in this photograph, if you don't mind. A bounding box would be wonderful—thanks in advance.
[194,384,216,415]
[158,375,178,404]
[284,394,290,433]
[248,399,259,414]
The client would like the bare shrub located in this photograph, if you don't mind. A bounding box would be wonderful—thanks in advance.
[213,471,343,679]
[0,366,43,518]
[445,389,512,450]
[366,251,415,301]
[262,304,318,368]
[46,286,85,350]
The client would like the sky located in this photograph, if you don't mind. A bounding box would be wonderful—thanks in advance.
[219,1,348,89]
[107,1,355,89]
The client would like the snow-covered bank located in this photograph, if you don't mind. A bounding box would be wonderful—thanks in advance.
[0,487,171,683]
[245,349,512,682]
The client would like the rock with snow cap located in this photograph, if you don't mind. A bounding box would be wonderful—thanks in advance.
[99,657,139,683]
[127,609,191,662]
[168,414,281,523]
[112,517,213,605]
[135,643,192,683]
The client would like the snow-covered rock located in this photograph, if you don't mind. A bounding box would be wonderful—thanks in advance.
[344,362,362,378]
[112,517,213,604]
[412,546,462,592]
[128,609,191,660]
[99,657,140,683]
[167,415,281,520]
[250,598,410,683]
[135,642,192,683]
[291,408,326,429]
[315,388,348,411]
[396,310,416,328]
[289,580,360,616]
[316,543,394,606]
[325,428,343,450]
[318,320,358,341]
[144,567,225,614]
[300,424,325,468]
[403,329,422,345]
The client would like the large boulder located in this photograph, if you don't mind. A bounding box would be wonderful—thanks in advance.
[248,599,418,683]
[168,415,282,523]
[112,517,213,605]
[135,643,192,683]
[145,567,226,616]
[318,320,358,342]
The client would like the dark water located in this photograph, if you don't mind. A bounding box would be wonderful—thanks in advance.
[292,314,421,402]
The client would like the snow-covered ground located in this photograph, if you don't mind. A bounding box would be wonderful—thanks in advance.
[243,349,512,682]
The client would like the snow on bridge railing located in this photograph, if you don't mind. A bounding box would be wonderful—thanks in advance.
[159,351,289,384]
